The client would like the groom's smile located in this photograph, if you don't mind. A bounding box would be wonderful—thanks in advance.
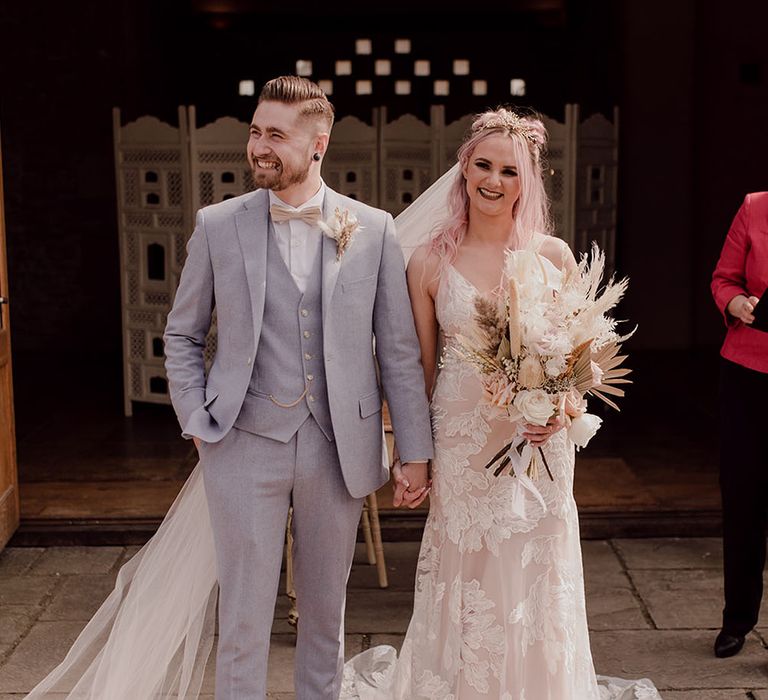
[255,158,280,170]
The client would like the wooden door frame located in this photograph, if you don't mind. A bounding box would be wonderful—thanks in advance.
[0,129,20,549]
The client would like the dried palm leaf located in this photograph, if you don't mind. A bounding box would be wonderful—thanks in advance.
[590,389,621,411]
[593,384,625,397]
[507,278,521,357]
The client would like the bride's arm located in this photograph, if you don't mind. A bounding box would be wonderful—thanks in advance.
[538,235,578,274]
[406,245,441,400]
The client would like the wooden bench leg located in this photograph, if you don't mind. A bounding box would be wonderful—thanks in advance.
[367,492,388,589]
[361,499,376,565]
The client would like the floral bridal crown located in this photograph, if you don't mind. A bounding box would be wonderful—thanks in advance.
[473,111,541,146]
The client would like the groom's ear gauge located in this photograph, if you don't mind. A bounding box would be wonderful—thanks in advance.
[312,153,322,162]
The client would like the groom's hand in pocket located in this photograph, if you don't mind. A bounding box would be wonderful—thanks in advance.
[392,462,430,509]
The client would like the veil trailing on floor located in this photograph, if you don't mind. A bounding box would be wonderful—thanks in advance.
[24,169,461,699]
[25,467,218,698]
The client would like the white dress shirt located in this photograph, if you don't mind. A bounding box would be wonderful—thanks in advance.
[268,183,326,293]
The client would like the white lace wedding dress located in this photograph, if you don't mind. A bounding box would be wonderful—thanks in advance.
[341,259,661,699]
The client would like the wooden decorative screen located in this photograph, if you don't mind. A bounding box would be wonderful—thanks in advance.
[114,105,618,413]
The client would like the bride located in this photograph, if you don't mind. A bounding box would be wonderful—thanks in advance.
[341,109,660,699]
[24,108,660,699]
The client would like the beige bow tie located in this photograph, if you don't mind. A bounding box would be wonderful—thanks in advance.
[270,204,322,225]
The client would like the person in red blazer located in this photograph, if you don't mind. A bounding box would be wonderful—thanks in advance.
[711,192,768,658]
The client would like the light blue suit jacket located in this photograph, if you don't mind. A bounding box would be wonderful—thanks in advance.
[164,187,433,497]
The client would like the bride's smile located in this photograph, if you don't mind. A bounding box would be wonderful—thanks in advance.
[477,186,503,200]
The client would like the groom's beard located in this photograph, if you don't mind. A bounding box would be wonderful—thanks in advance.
[250,152,312,191]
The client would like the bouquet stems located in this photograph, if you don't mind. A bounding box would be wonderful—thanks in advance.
[537,447,554,481]
[485,440,554,481]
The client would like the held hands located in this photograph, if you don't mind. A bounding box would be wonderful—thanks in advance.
[727,294,761,325]
[522,414,566,448]
[392,459,431,509]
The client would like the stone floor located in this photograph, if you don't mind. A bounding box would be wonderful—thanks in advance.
[1,538,768,698]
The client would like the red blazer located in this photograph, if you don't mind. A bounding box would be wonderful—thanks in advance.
[711,192,768,374]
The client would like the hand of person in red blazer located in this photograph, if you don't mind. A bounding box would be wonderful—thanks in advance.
[727,294,761,325]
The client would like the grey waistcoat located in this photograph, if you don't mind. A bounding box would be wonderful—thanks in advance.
[233,223,334,443]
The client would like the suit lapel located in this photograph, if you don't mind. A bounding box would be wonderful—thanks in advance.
[235,189,270,343]
[321,188,344,324]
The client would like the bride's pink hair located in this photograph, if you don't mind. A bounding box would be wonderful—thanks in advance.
[429,108,552,270]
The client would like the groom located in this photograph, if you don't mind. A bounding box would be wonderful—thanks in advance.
[164,76,433,699]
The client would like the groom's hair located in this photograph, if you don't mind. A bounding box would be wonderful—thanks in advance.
[259,76,335,132]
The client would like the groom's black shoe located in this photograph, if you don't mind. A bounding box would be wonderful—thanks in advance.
[714,630,745,658]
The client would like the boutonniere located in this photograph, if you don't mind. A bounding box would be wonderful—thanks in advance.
[318,207,362,261]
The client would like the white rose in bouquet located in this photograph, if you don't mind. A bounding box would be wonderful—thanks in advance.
[568,413,603,448]
[513,389,555,426]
